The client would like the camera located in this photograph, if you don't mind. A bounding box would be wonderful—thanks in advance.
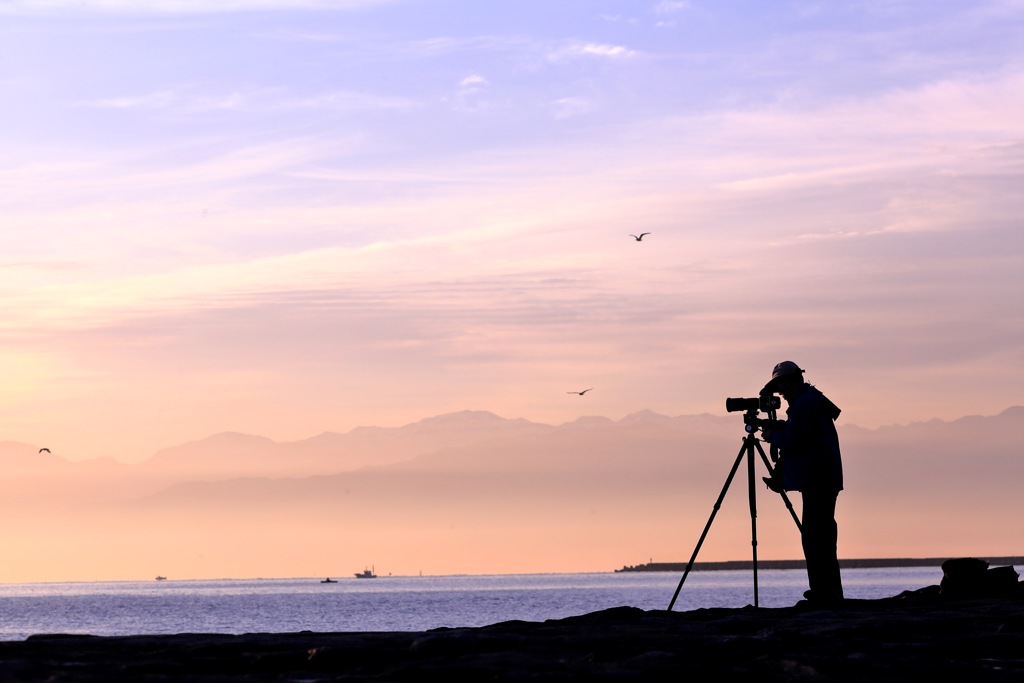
[725,394,780,413]
[726,392,782,439]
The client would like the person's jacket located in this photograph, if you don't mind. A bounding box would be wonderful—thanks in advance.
[766,384,843,493]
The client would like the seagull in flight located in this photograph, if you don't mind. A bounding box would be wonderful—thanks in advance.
[38,448,50,453]
[567,388,594,396]
[630,233,650,241]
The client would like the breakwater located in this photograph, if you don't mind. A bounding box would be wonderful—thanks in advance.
[614,556,1024,572]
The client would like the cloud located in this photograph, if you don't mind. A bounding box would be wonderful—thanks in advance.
[79,86,418,113]
[551,96,593,119]
[451,74,492,111]
[84,90,187,110]
[654,1,690,15]
[0,0,396,14]
[81,89,252,112]
[548,42,638,62]
[653,0,693,26]
[597,13,640,25]
[621,68,1024,203]
[3,44,1023,460]
[396,35,536,60]
[292,90,419,111]
[459,74,488,89]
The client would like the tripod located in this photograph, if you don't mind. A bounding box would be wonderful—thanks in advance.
[667,413,802,610]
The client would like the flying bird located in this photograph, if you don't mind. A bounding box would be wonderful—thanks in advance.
[630,233,650,241]
[38,448,50,453]
[567,388,594,396]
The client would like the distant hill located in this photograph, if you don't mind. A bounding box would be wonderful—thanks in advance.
[138,410,554,480]
[1,407,1021,582]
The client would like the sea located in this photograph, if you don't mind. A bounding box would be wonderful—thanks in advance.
[0,567,944,641]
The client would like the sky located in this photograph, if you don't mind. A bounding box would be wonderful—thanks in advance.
[1,0,1023,464]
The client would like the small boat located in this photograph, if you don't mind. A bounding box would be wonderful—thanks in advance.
[155,576,167,581]
[354,567,377,579]
[320,577,337,584]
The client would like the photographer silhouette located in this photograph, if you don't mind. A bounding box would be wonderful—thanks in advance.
[760,361,845,606]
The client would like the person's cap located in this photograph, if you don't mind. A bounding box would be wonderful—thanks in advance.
[763,360,804,391]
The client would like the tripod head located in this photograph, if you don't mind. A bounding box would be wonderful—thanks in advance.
[726,392,781,462]
[726,393,779,433]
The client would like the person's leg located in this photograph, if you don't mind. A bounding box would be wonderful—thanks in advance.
[801,490,843,601]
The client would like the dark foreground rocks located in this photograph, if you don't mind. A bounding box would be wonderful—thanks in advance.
[1,588,1022,682]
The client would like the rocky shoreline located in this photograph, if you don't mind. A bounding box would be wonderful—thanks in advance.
[0,582,1020,682]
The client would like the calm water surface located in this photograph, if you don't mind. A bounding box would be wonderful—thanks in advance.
[0,567,944,641]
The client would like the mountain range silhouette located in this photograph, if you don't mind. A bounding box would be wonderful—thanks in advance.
[1,407,1019,581]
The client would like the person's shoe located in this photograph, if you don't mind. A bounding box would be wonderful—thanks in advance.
[762,476,784,493]
[801,589,844,607]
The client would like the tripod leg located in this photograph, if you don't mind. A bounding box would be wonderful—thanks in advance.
[754,439,802,533]
[747,436,759,608]
[667,440,746,611]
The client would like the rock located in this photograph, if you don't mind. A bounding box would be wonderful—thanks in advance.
[941,557,1021,598]
[0,586,1022,681]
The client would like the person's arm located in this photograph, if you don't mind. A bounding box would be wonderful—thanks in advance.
[762,420,782,443]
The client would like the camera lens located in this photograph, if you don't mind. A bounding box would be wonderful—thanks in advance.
[726,397,760,412]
